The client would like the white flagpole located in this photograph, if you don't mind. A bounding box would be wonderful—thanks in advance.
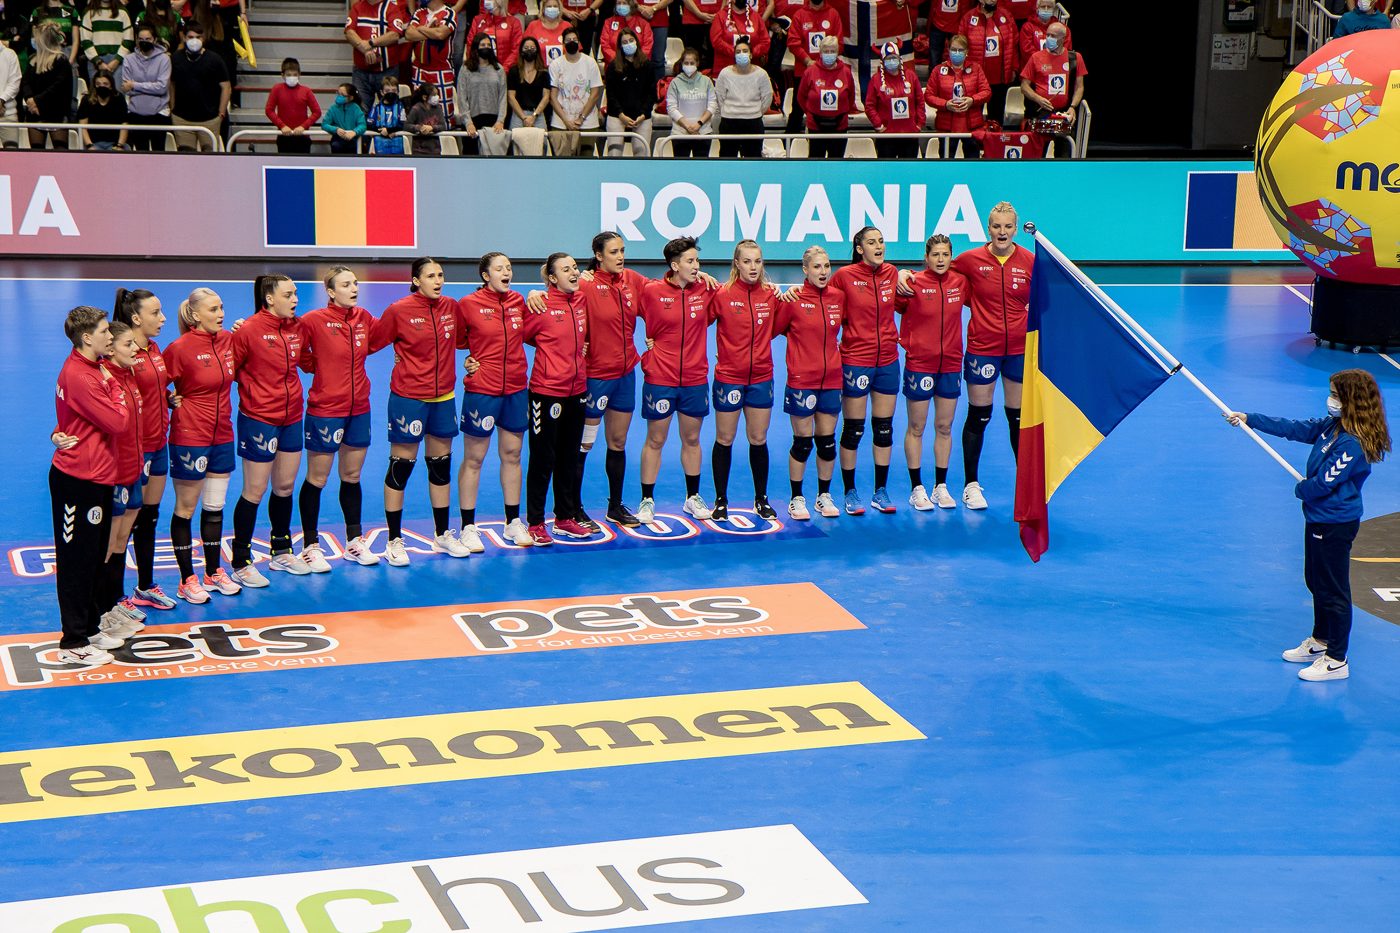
[1030,226,1305,482]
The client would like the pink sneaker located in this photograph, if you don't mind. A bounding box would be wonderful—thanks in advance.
[528,523,554,546]
[202,568,242,596]
[176,575,210,605]
[132,584,177,610]
[552,518,591,539]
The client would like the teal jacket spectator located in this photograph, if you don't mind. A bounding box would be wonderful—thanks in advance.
[321,97,367,137]
[1334,2,1392,35]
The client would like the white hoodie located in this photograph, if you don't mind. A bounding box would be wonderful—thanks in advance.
[0,44,21,120]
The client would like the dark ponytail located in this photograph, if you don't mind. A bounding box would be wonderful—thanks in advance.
[254,273,293,312]
[590,231,622,272]
[851,225,879,264]
[113,287,156,327]
[410,257,440,293]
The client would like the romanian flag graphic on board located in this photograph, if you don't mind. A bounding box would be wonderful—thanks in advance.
[1014,239,1173,562]
[264,167,416,249]
[1184,171,1286,251]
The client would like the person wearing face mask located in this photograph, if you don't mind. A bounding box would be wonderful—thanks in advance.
[1018,20,1081,155]
[600,1,654,65]
[322,80,368,153]
[547,26,603,155]
[405,0,458,124]
[20,20,73,150]
[345,0,410,113]
[666,46,716,156]
[121,24,172,152]
[506,37,551,129]
[137,0,181,50]
[925,32,989,158]
[29,0,78,71]
[556,0,599,61]
[785,0,844,133]
[714,35,771,156]
[865,39,922,158]
[468,0,523,71]
[264,57,321,153]
[1334,0,1392,35]
[405,81,444,154]
[0,33,20,149]
[367,76,406,152]
[456,37,510,154]
[169,23,230,151]
[526,0,569,65]
[711,0,768,73]
[1018,0,1069,60]
[603,26,656,155]
[928,0,972,68]
[957,0,1018,127]
[77,70,128,149]
[1226,371,1392,681]
[796,33,854,158]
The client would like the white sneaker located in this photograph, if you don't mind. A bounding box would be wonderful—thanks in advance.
[814,492,840,518]
[270,551,313,574]
[109,601,146,630]
[434,529,471,558]
[344,535,380,565]
[788,496,811,521]
[459,524,487,553]
[932,484,957,509]
[636,497,656,524]
[1298,655,1349,681]
[88,631,124,650]
[385,537,410,567]
[504,518,533,547]
[683,494,713,520]
[231,563,270,588]
[963,482,988,510]
[99,611,140,639]
[57,645,114,665]
[1283,636,1329,663]
[300,543,332,573]
[909,485,935,511]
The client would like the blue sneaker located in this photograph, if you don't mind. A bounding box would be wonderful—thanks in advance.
[870,487,896,514]
[843,489,866,515]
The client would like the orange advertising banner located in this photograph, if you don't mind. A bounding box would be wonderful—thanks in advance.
[0,583,862,691]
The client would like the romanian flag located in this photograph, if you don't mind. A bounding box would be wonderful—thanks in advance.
[1184,171,1285,251]
[264,167,416,249]
[1014,237,1174,561]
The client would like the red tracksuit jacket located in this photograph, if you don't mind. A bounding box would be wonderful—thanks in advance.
[130,339,171,453]
[582,267,645,381]
[455,287,528,397]
[926,59,991,133]
[958,5,1020,84]
[710,7,770,73]
[599,13,654,64]
[165,329,236,446]
[865,64,925,134]
[638,277,713,388]
[298,304,376,418]
[953,243,1034,356]
[774,281,844,390]
[467,13,524,70]
[52,350,131,484]
[709,279,779,385]
[832,262,900,367]
[232,309,305,426]
[785,2,845,77]
[523,287,589,397]
[798,60,857,131]
[111,366,145,486]
[930,0,975,33]
[370,292,460,401]
[896,268,967,373]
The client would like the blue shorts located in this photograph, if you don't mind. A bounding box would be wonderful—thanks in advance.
[142,446,169,481]
[461,389,528,437]
[585,370,637,419]
[712,379,775,413]
[112,480,144,517]
[388,392,458,444]
[170,442,236,480]
[305,412,372,453]
[642,383,710,421]
[964,353,1025,385]
[783,386,843,417]
[903,370,963,401]
[237,413,304,462]
[842,362,900,398]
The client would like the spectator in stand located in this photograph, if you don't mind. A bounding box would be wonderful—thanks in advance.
[367,74,405,152]
[600,2,654,66]
[139,0,181,51]
[527,0,570,67]
[345,0,409,114]
[547,25,603,155]
[681,0,722,68]
[959,0,1017,126]
[666,46,716,157]
[468,0,524,71]
[559,0,601,60]
[1019,20,1081,155]
[604,26,656,156]
[80,0,132,87]
[1335,0,1392,34]
[323,80,367,153]
[210,0,246,106]
[407,0,458,125]
[866,40,923,158]
[1002,0,1036,22]
[926,33,988,157]
[1,36,21,149]
[456,34,510,154]
[122,24,172,152]
[796,34,854,158]
[711,0,768,73]
[21,20,73,150]
[30,1,78,76]
[1019,0,1068,58]
[507,37,551,130]
[77,69,128,149]
[406,81,444,154]
[714,35,770,157]
[264,56,320,153]
[635,0,672,80]
[786,0,844,133]
[928,0,972,67]
[169,22,228,151]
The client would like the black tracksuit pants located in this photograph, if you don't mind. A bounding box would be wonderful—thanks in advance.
[527,392,587,526]
[1305,519,1360,662]
[50,466,114,650]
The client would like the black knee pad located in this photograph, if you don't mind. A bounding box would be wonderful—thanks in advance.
[1004,406,1021,429]
[136,504,158,528]
[840,419,866,451]
[384,456,416,492]
[815,434,837,462]
[964,404,993,437]
[790,435,815,463]
[425,454,452,487]
[872,416,894,449]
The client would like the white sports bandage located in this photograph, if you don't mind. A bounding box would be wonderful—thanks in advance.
[580,423,599,450]
[202,475,230,510]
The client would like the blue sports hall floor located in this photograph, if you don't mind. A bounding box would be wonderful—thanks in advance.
[1,261,1398,931]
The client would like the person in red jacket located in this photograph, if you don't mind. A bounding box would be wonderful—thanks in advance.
[708,240,780,520]
[637,236,716,524]
[369,257,462,566]
[1018,21,1084,156]
[926,34,991,157]
[298,267,380,570]
[522,253,592,546]
[958,0,1018,125]
[468,3,525,71]
[455,252,534,553]
[896,234,967,511]
[866,40,925,158]
[951,200,1033,510]
[775,245,844,521]
[265,58,323,154]
[680,0,723,68]
[164,287,239,605]
[785,0,845,132]
[797,34,856,158]
[710,0,769,73]
[599,3,654,64]
[49,307,130,665]
[1018,0,1070,60]
[928,0,974,66]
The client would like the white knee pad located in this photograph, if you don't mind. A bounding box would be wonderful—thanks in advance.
[580,423,599,451]
[202,475,230,510]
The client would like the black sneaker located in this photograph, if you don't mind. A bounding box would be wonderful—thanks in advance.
[575,508,602,534]
[711,498,729,521]
[606,502,641,527]
[754,497,778,520]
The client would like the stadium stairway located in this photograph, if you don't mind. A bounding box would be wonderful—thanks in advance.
[234,0,354,141]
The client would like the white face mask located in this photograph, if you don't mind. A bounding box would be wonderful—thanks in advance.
[284,74,300,87]
[483,0,495,12]
[428,95,440,106]
[620,41,637,56]
[543,5,560,18]
[681,63,697,76]
[185,37,202,53]
[1327,395,1342,417]
[1358,0,1373,11]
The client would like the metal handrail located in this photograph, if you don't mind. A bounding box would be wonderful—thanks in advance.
[652,130,1081,159]
[227,126,651,154]
[1291,0,1341,64]
[0,120,223,151]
